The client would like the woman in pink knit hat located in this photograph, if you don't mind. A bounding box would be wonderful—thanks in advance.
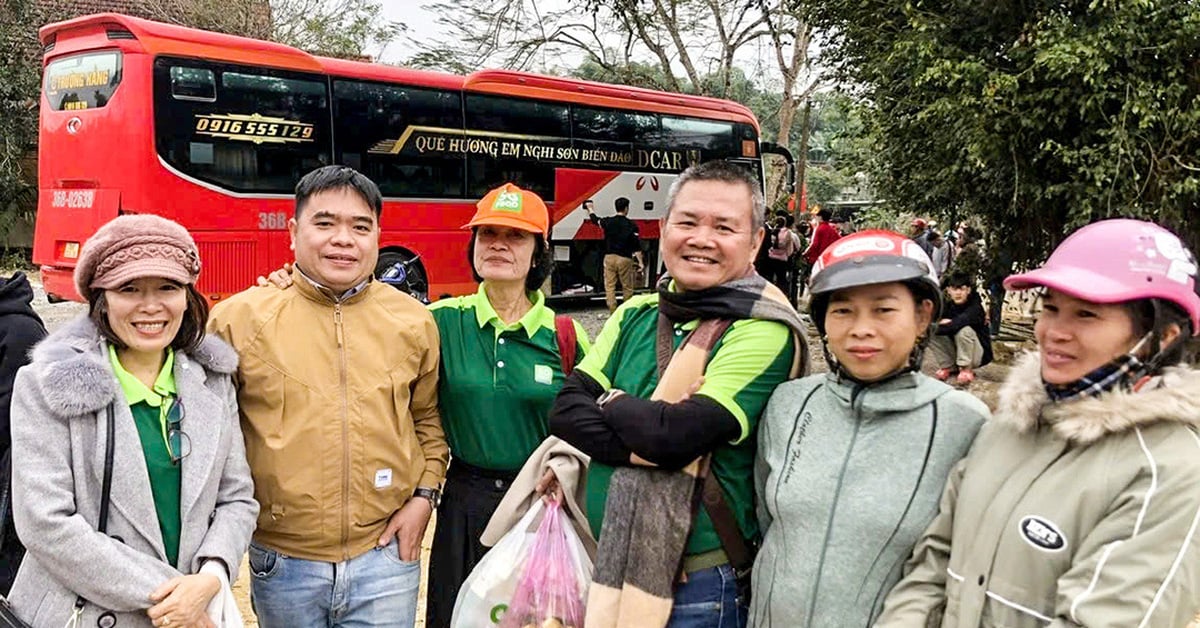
[5,215,257,628]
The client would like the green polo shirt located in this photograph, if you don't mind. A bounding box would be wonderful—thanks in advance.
[576,292,794,556]
[109,346,182,567]
[430,285,590,471]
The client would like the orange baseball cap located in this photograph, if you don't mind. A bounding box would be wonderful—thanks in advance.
[463,183,549,236]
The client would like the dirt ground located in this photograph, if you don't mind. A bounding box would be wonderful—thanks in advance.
[22,281,1198,627]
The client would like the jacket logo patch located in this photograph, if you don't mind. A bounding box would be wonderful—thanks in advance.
[1019,515,1067,552]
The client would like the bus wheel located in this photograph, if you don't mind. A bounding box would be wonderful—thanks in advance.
[375,249,429,304]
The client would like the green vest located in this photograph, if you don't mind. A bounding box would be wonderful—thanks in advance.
[430,285,589,470]
[109,346,182,567]
[576,293,794,555]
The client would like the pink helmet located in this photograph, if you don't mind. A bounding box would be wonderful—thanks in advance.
[1005,219,1200,335]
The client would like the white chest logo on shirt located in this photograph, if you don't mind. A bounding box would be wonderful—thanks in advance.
[1019,515,1067,552]
[534,364,554,385]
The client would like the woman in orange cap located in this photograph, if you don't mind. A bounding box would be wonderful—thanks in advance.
[424,182,590,628]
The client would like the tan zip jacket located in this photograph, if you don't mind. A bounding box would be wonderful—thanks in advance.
[877,352,1200,628]
[209,271,447,562]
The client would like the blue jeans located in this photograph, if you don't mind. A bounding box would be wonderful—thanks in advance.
[248,540,421,628]
[667,564,747,628]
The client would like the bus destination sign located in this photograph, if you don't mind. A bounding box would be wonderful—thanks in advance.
[368,125,699,173]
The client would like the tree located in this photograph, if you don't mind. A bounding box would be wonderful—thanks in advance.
[413,0,819,207]
[807,0,1200,266]
[0,0,45,246]
[143,0,401,59]
[269,0,402,59]
[143,0,272,39]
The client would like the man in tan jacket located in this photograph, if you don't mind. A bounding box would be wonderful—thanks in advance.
[209,166,447,628]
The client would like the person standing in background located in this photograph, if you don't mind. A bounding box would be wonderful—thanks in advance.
[928,230,953,276]
[802,209,842,293]
[588,197,645,312]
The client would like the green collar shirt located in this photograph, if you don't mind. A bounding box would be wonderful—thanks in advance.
[430,285,589,470]
[108,346,182,566]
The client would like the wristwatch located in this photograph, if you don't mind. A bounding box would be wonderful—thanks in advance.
[413,487,441,509]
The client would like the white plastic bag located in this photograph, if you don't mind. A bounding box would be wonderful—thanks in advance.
[451,501,543,628]
[451,500,593,627]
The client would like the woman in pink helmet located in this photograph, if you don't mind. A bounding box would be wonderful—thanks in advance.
[878,219,1200,627]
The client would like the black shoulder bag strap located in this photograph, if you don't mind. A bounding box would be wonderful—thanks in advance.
[71,403,116,619]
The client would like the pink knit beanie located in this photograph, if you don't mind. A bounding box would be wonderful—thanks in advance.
[74,214,201,297]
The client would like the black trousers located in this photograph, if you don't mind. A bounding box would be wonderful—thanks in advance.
[424,461,519,628]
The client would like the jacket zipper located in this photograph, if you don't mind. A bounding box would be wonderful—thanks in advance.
[805,384,866,627]
[336,302,350,560]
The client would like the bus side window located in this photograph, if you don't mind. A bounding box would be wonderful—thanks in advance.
[659,116,735,154]
[332,79,465,199]
[464,94,569,200]
[153,57,332,194]
[170,67,216,102]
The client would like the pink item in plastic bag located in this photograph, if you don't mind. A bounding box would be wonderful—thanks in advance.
[498,499,589,628]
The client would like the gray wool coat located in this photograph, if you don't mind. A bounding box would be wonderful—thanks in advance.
[6,316,258,627]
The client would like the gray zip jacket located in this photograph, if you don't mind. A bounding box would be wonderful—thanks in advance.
[877,352,1200,627]
[751,371,988,628]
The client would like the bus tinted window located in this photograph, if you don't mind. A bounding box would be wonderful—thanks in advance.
[466,94,570,136]
[659,116,735,154]
[464,94,570,199]
[44,51,122,111]
[572,106,658,142]
[153,58,332,193]
[170,67,215,102]
[333,80,465,198]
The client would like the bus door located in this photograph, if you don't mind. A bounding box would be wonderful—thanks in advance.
[550,168,673,294]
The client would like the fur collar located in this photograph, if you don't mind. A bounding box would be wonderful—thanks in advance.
[27,315,238,418]
[995,351,1200,444]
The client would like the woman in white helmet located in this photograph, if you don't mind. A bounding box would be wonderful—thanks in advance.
[751,230,989,628]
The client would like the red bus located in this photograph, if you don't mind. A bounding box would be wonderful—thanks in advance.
[35,13,791,303]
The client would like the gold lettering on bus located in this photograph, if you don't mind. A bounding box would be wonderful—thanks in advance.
[368,125,692,172]
[193,113,315,144]
[48,70,111,91]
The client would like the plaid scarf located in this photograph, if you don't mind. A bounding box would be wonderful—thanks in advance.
[1044,335,1150,403]
[585,272,809,628]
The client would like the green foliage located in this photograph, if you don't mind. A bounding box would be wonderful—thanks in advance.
[572,59,680,92]
[805,166,847,206]
[271,0,402,59]
[807,0,1200,265]
[0,0,44,246]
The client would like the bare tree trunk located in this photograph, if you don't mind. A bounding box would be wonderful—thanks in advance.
[795,99,812,211]
[765,95,800,206]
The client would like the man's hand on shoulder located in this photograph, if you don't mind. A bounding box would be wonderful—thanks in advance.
[255,262,294,290]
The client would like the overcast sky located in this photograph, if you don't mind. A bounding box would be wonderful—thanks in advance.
[375,3,441,64]
[374,1,579,68]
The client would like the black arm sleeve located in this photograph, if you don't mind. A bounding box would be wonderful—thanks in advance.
[550,371,633,466]
[940,301,986,336]
[602,394,742,470]
[0,317,46,453]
